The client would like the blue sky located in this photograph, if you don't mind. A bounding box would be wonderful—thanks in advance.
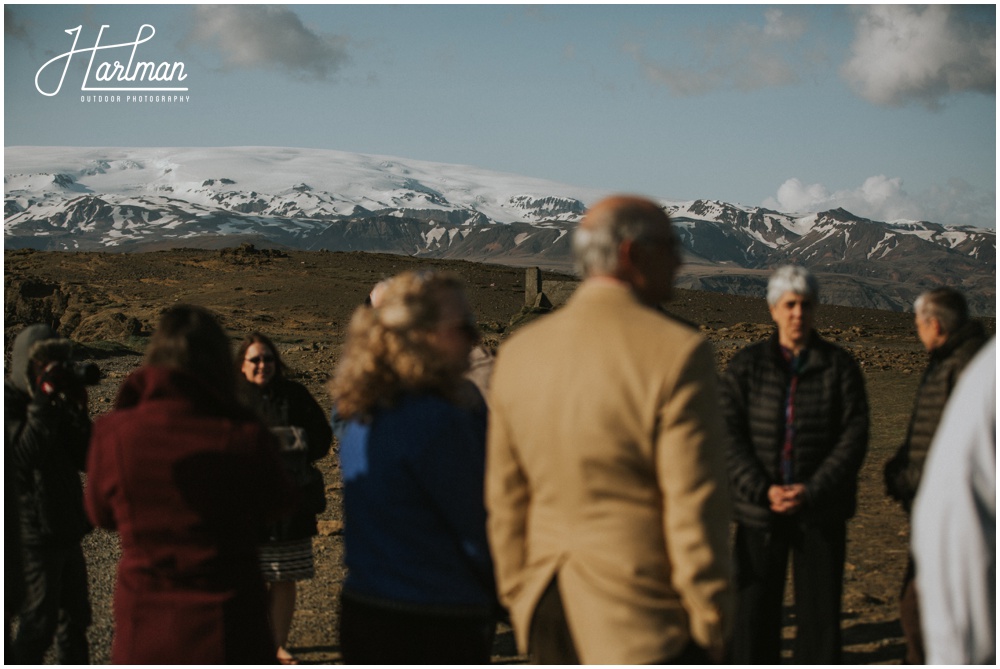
[4,4,996,227]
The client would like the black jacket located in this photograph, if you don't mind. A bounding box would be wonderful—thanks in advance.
[721,331,869,529]
[5,325,92,547]
[884,319,988,511]
[238,376,333,540]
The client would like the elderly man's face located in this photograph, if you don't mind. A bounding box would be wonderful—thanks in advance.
[631,228,681,306]
[914,313,946,352]
[770,291,814,351]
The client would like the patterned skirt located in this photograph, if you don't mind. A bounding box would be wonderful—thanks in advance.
[258,538,315,582]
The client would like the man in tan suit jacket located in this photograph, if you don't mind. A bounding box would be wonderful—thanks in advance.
[486,195,733,664]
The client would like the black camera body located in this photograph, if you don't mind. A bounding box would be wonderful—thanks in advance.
[37,360,101,391]
[70,361,101,386]
[30,338,99,386]
[29,338,101,404]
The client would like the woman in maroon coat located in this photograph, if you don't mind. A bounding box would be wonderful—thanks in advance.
[85,305,294,664]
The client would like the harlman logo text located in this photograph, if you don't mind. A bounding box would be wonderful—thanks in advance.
[35,24,191,104]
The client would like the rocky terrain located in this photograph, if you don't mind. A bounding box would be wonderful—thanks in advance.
[5,246,994,664]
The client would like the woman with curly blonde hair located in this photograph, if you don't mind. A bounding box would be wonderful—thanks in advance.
[330,271,480,418]
[329,270,498,664]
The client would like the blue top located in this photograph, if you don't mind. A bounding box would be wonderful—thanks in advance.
[336,393,496,616]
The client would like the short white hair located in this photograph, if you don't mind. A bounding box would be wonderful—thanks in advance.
[767,265,819,306]
[914,287,968,333]
[572,223,622,277]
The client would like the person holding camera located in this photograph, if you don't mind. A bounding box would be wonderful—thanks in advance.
[5,324,94,664]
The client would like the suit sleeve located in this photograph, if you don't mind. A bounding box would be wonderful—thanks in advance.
[657,340,734,655]
[484,357,532,609]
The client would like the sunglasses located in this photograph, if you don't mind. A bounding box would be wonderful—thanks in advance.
[246,355,275,365]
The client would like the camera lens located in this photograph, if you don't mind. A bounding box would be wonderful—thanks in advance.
[72,362,101,386]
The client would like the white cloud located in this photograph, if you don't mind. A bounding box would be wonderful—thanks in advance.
[841,6,995,109]
[762,8,807,41]
[765,178,837,213]
[188,5,348,80]
[763,175,995,228]
[625,8,810,96]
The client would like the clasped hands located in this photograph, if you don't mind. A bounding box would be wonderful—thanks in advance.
[768,484,806,514]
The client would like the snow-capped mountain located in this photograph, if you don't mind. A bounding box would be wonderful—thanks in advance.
[667,200,995,266]
[4,146,602,241]
[4,146,995,314]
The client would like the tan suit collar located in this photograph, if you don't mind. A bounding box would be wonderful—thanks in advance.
[574,276,640,304]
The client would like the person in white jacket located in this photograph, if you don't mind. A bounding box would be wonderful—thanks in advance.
[911,338,995,665]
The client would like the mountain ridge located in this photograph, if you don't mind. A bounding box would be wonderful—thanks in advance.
[5,146,994,315]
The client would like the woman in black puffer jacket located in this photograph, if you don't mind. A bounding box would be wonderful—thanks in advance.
[236,333,333,665]
[720,266,869,665]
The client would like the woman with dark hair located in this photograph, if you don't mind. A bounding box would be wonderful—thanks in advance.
[235,332,332,665]
[85,305,293,664]
[329,270,498,664]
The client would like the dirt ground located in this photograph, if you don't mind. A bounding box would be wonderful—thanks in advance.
[5,247,993,664]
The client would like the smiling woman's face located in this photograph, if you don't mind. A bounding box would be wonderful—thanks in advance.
[242,342,276,387]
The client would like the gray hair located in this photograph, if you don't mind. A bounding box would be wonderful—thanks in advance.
[573,224,623,276]
[767,265,819,306]
[571,199,672,277]
[914,287,968,334]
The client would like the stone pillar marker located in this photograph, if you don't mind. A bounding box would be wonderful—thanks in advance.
[525,267,542,305]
